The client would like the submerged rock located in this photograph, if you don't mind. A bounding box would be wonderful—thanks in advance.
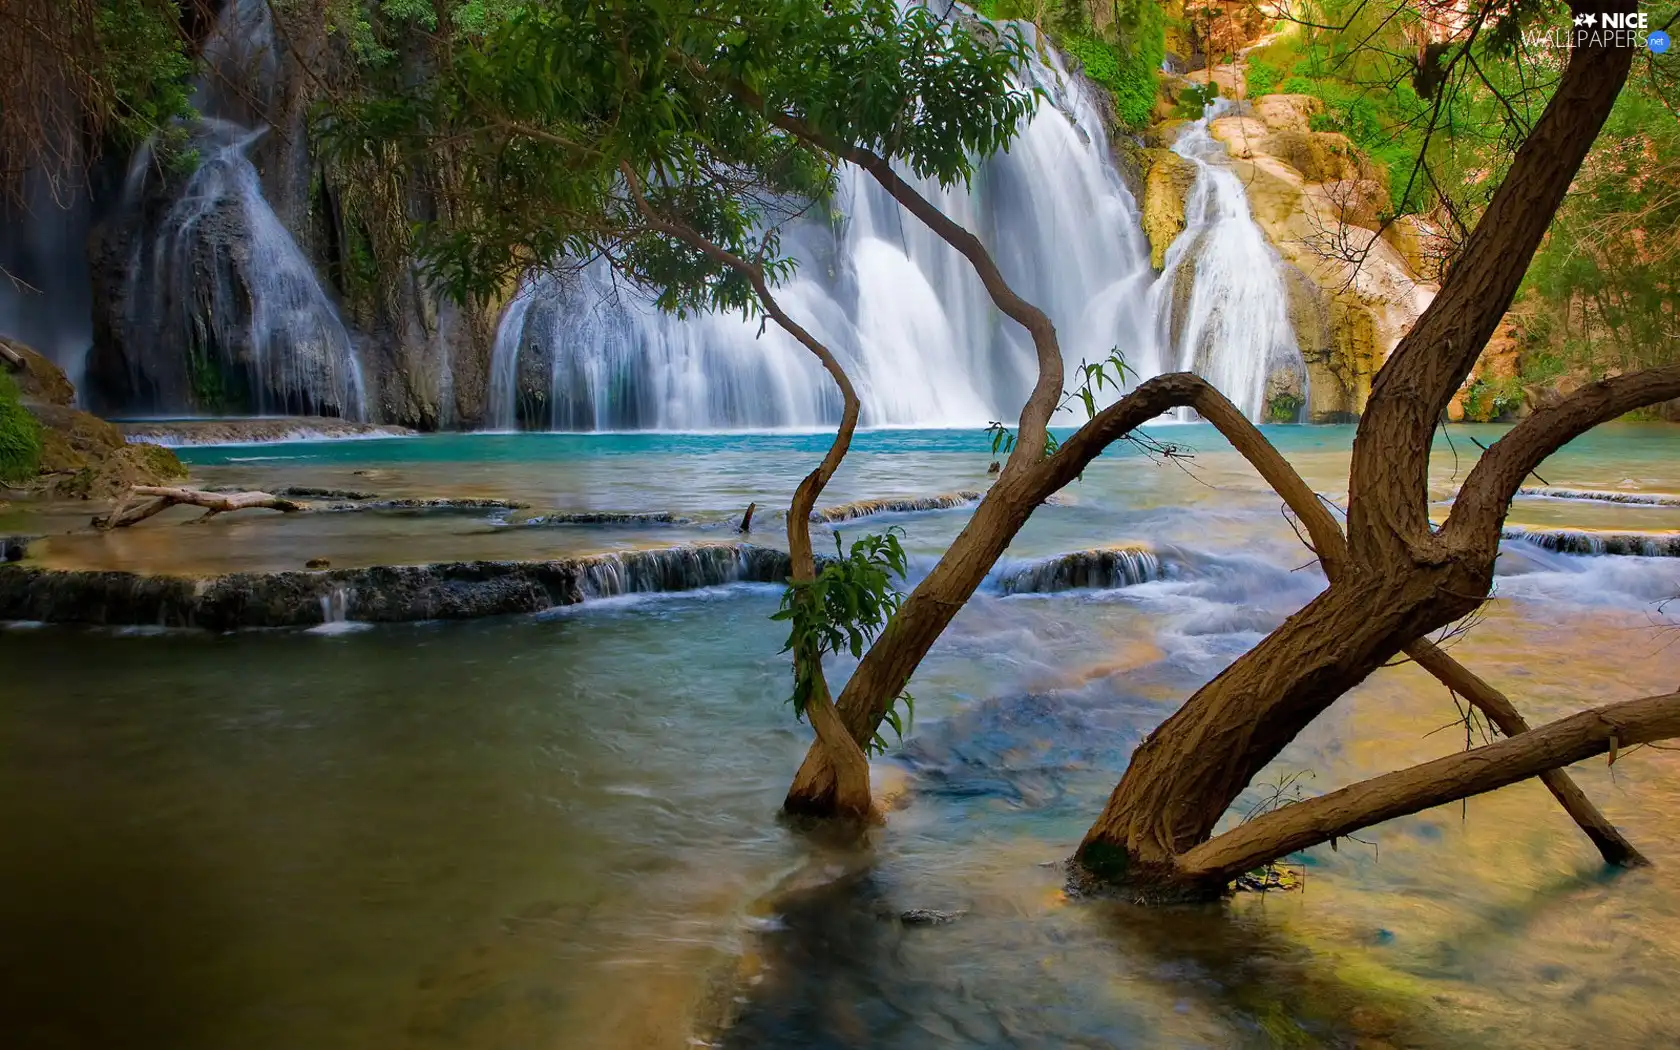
[1503,525,1680,557]
[999,546,1163,594]
[315,497,529,514]
[515,511,694,527]
[0,543,793,629]
[1,536,31,562]
[810,491,982,524]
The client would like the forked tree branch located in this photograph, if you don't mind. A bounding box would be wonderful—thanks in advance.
[1444,363,1680,548]
[1117,389,1645,864]
[1345,10,1636,564]
[1177,691,1680,885]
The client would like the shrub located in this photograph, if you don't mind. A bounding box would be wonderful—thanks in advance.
[0,372,43,486]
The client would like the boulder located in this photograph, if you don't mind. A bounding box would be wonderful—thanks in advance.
[1251,94,1324,134]
[1262,130,1369,184]
[1,339,75,406]
[1141,149,1201,270]
[2,340,186,498]
[1209,116,1270,158]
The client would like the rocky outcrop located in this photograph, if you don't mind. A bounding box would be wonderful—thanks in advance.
[0,543,794,628]
[1502,526,1680,558]
[1140,149,1200,269]
[998,545,1164,593]
[810,491,983,524]
[2,341,186,498]
[119,417,416,446]
[1196,94,1437,422]
[1517,487,1680,507]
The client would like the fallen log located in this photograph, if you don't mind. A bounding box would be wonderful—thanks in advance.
[94,486,309,529]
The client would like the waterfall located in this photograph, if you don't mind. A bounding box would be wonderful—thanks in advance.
[1148,98,1306,420]
[488,35,1160,431]
[997,545,1164,594]
[107,0,367,420]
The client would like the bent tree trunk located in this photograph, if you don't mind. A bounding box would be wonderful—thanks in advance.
[784,4,1663,900]
[1069,9,1643,896]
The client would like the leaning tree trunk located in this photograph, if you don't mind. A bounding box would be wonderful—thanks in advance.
[1071,7,1639,897]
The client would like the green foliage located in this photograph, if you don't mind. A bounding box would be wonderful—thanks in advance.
[92,0,196,151]
[325,0,522,66]
[1245,57,1281,97]
[1174,79,1218,119]
[986,348,1135,466]
[1520,81,1680,378]
[0,374,43,487]
[1266,391,1304,424]
[1058,0,1164,131]
[320,0,1035,310]
[772,528,915,755]
[1461,376,1524,422]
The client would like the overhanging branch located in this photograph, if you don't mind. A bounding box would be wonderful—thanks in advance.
[1444,363,1680,547]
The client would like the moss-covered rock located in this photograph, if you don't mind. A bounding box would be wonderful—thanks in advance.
[2,341,186,498]
[1,339,76,407]
[1140,149,1200,269]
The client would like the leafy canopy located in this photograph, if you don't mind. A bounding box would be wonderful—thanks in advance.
[319,0,1035,316]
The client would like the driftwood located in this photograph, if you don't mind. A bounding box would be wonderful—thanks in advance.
[94,486,309,529]
[738,501,757,534]
[0,341,23,369]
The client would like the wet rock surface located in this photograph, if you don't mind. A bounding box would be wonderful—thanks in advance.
[1502,526,1680,557]
[0,543,793,628]
[118,417,417,445]
[811,491,983,524]
[998,545,1164,594]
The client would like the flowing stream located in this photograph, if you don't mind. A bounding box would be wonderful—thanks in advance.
[3,423,1679,1048]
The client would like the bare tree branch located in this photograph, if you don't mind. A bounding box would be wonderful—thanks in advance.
[1178,690,1680,885]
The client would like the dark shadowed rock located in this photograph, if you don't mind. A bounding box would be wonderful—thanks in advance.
[0,543,793,628]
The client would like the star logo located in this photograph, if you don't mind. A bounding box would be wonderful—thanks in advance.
[1575,12,1597,26]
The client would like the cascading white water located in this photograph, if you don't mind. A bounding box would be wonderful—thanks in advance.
[1147,98,1305,420]
[115,0,367,420]
[488,34,1162,431]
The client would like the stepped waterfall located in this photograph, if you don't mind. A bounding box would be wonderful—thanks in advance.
[488,44,1305,430]
[1151,98,1304,420]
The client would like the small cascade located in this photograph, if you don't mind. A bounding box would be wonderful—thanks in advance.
[998,545,1164,594]
[1517,487,1680,507]
[575,545,792,599]
[100,0,367,420]
[811,491,984,524]
[1503,526,1680,558]
[1147,98,1306,420]
[488,33,1157,430]
[318,585,351,623]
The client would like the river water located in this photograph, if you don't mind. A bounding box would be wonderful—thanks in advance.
[3,423,1679,1048]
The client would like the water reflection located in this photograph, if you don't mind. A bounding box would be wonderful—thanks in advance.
[1,425,1678,1047]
